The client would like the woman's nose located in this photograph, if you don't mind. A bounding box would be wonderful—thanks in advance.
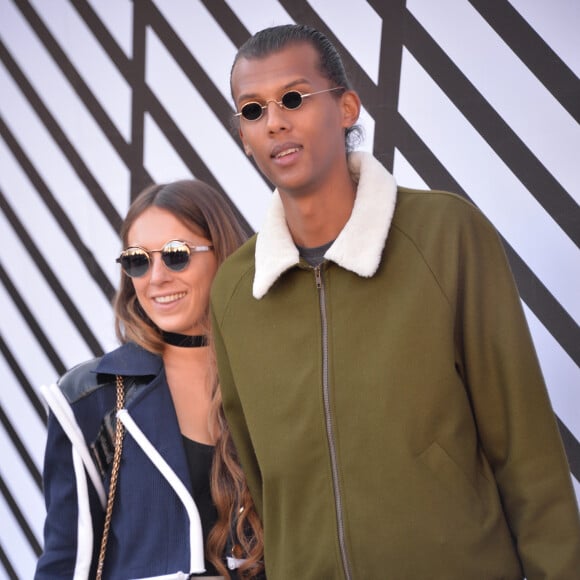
[148,254,172,283]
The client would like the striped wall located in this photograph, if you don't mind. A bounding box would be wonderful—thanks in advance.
[1,1,578,577]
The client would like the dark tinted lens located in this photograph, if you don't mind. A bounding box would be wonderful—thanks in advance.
[281,91,303,110]
[120,250,149,277]
[161,242,190,272]
[241,102,264,121]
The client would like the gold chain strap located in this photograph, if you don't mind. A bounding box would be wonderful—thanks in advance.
[96,375,125,580]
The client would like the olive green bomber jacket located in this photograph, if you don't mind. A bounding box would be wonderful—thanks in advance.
[210,152,580,579]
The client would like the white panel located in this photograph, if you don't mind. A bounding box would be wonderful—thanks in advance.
[29,0,132,141]
[154,0,238,102]
[398,48,580,322]
[0,0,130,216]
[0,283,59,396]
[143,113,194,184]
[509,0,580,78]
[0,63,123,288]
[0,138,118,357]
[0,489,40,580]
[393,149,428,189]
[356,105,375,153]
[522,303,580,444]
[0,209,97,370]
[308,0,382,83]
[224,0,293,34]
[0,347,47,471]
[407,0,580,205]
[0,425,46,542]
[145,28,272,231]
[87,0,133,58]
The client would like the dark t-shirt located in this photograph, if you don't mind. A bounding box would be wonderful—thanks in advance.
[296,240,334,267]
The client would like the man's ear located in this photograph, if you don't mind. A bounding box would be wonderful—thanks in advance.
[239,127,253,157]
[340,90,361,129]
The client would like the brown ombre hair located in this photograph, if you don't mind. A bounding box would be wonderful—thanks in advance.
[114,179,247,353]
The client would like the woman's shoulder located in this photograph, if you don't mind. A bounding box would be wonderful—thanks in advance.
[57,356,111,404]
[57,342,162,404]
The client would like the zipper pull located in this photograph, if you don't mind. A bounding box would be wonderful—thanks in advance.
[314,266,322,289]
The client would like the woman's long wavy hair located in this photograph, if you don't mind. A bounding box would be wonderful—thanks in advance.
[112,180,264,576]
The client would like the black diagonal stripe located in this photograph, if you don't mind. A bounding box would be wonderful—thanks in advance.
[144,88,253,236]
[14,0,134,167]
[0,333,46,424]
[395,115,580,369]
[0,262,66,376]
[0,194,105,359]
[0,475,42,556]
[366,0,407,171]
[0,543,18,580]
[0,118,115,302]
[403,11,580,248]
[0,403,43,490]
[277,0,377,98]
[144,0,240,133]
[140,0,270,211]
[558,417,580,483]
[71,0,153,193]
[0,39,122,233]
[71,0,133,80]
[127,0,150,197]
[469,0,580,124]
[198,0,251,48]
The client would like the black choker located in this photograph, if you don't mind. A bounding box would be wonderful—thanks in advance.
[162,332,208,348]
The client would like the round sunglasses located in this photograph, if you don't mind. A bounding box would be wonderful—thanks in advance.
[234,87,344,121]
[116,240,213,278]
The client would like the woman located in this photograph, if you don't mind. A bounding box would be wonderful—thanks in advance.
[36,179,262,579]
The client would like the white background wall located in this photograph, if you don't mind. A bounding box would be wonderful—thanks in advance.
[0,1,578,577]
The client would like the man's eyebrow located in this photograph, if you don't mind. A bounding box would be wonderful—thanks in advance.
[236,78,312,103]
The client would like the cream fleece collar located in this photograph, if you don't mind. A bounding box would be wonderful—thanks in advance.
[253,151,397,299]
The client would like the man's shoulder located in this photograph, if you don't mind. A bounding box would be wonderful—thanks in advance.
[212,235,257,306]
[395,186,494,232]
[396,186,476,212]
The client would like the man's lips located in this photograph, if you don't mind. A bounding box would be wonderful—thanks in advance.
[271,143,302,159]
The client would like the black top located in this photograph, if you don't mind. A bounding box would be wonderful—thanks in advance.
[182,436,220,577]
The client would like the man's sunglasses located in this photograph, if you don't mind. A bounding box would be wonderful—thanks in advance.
[116,240,213,278]
[234,87,344,121]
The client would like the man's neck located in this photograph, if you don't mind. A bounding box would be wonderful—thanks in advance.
[280,177,357,248]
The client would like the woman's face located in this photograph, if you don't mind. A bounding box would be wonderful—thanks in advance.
[126,206,217,336]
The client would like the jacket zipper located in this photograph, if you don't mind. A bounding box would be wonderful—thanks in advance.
[315,266,353,580]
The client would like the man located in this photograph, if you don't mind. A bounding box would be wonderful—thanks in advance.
[210,24,580,579]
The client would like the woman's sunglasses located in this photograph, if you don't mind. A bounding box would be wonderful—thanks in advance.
[234,87,344,121]
[116,240,213,278]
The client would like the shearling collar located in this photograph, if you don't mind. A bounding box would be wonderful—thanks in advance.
[253,151,397,299]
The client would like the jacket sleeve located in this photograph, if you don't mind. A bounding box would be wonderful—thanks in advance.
[35,407,104,579]
[211,304,264,517]
[451,202,580,578]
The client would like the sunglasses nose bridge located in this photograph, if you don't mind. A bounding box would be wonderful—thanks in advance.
[263,97,291,125]
[147,250,172,278]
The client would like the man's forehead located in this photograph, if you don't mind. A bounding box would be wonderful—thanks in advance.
[231,44,323,99]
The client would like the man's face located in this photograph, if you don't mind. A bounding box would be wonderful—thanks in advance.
[231,42,355,199]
